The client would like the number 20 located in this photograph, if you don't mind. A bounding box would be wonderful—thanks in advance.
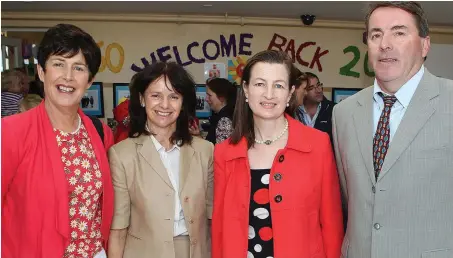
[339,45,375,78]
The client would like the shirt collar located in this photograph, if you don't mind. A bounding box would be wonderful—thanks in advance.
[373,65,424,108]
[299,102,321,114]
[150,135,181,152]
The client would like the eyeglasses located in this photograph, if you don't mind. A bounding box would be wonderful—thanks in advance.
[306,82,323,91]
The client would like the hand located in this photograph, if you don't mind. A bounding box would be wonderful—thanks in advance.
[189,123,201,136]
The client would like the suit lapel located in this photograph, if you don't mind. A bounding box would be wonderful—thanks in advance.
[137,135,174,189]
[378,70,438,181]
[353,88,376,184]
[179,143,195,196]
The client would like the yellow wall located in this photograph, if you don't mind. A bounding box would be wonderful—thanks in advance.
[3,13,453,119]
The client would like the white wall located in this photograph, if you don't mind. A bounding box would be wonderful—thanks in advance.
[3,15,453,119]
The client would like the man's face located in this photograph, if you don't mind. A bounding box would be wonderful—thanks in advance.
[367,7,430,89]
[305,77,324,103]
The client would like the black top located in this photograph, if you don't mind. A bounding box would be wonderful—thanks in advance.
[205,106,233,145]
[248,169,274,258]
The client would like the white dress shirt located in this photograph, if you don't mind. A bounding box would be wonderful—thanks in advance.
[373,65,424,142]
[299,103,321,128]
[150,136,188,236]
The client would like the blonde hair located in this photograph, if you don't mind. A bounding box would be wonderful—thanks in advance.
[19,94,43,112]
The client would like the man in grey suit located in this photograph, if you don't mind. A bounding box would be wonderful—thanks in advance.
[333,2,453,258]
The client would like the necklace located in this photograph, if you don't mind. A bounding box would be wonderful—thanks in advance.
[254,118,289,145]
[71,114,82,134]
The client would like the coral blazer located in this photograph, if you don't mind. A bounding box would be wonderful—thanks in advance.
[1,102,114,258]
[212,114,344,258]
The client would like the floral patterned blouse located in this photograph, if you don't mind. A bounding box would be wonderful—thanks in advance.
[215,117,233,144]
[54,121,103,258]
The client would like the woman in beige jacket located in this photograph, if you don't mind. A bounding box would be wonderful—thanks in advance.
[108,61,213,258]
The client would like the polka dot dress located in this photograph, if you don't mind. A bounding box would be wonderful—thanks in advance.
[248,169,274,258]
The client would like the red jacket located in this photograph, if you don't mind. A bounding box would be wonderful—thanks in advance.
[1,102,114,258]
[212,115,343,258]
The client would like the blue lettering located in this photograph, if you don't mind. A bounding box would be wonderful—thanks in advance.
[187,42,205,64]
[173,46,192,66]
[157,46,172,62]
[220,34,237,57]
[202,39,220,61]
[239,33,253,56]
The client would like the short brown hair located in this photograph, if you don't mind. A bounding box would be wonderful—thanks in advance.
[1,69,28,93]
[230,50,296,148]
[365,1,429,38]
[295,72,309,89]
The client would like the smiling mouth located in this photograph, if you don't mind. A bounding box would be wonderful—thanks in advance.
[155,111,172,117]
[260,102,276,108]
[57,85,75,93]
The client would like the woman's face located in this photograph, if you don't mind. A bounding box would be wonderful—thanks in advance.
[206,86,224,113]
[38,51,91,110]
[294,81,307,106]
[243,62,294,121]
[141,76,183,132]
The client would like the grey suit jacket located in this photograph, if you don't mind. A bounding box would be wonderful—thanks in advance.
[109,135,214,258]
[332,69,453,258]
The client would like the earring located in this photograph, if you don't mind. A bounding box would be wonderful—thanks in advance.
[141,103,145,107]
[286,102,289,107]
[245,98,249,103]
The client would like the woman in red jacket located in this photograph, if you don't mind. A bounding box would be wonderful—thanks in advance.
[212,50,343,258]
[1,24,114,258]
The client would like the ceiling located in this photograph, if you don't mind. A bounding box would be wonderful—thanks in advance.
[2,1,453,26]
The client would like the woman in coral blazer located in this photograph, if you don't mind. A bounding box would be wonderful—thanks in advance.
[212,50,343,258]
[2,24,114,258]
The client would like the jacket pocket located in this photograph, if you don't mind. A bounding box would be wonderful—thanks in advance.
[421,249,451,258]
[340,237,349,258]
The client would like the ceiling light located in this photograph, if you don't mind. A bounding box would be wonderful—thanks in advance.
[203,4,213,7]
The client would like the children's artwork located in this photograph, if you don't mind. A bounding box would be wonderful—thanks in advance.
[204,63,226,82]
[80,82,104,118]
[331,88,363,104]
[113,83,130,107]
[195,84,212,118]
[228,56,248,84]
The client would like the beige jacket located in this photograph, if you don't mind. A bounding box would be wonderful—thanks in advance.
[109,135,214,258]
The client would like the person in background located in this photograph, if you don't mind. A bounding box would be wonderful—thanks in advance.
[28,73,46,98]
[1,23,114,258]
[291,69,309,122]
[1,69,29,117]
[19,92,43,112]
[108,61,214,258]
[211,50,343,258]
[300,72,335,144]
[112,99,130,143]
[333,2,453,257]
[205,78,237,144]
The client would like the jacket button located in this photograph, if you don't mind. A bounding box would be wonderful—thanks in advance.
[191,239,197,245]
[274,195,283,203]
[274,173,282,181]
[184,196,189,202]
[278,155,284,162]
[189,218,194,224]
[374,223,381,230]
[372,186,376,193]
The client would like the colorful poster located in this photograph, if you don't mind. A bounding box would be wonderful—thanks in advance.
[228,56,248,84]
[204,62,226,82]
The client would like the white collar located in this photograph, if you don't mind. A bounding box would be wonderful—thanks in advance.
[150,135,180,152]
[373,65,424,108]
